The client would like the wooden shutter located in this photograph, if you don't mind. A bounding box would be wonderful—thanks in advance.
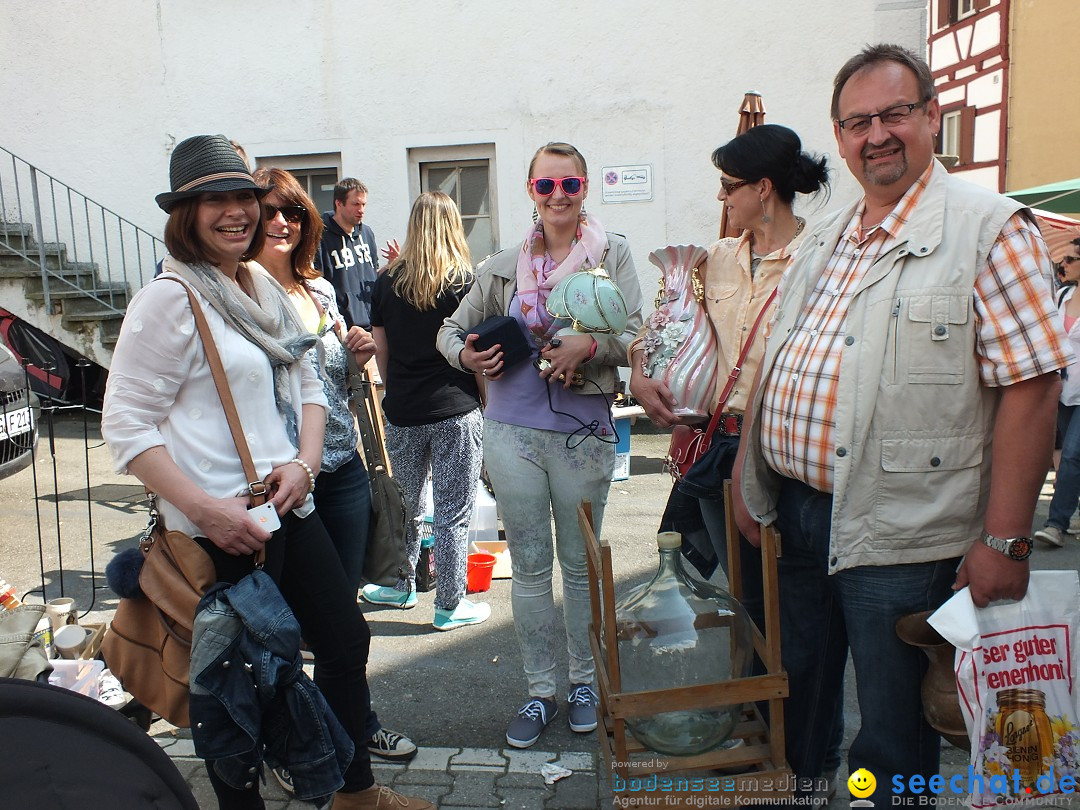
[974,0,990,10]
[938,0,951,28]
[959,106,977,165]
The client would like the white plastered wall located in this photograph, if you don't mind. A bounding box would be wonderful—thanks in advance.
[1,0,927,308]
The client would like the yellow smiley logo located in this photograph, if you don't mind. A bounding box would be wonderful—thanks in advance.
[848,768,877,799]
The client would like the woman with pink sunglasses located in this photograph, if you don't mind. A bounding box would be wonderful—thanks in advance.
[438,142,643,749]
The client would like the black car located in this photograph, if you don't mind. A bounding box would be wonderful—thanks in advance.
[0,342,39,479]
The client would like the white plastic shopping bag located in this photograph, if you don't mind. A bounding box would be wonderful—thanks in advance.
[929,571,1080,807]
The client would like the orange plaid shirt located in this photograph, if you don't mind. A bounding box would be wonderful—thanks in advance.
[759,164,1067,493]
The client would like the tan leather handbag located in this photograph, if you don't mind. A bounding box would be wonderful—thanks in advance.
[102,279,266,727]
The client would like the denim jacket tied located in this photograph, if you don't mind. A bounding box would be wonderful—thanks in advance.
[190,570,354,802]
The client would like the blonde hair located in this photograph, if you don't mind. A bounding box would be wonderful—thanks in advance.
[387,191,472,311]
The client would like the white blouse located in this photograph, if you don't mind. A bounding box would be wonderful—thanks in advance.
[101,270,328,537]
[1059,285,1080,407]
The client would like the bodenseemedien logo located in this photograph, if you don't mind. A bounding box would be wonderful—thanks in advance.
[849,768,877,807]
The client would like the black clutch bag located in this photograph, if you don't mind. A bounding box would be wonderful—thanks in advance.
[465,315,531,369]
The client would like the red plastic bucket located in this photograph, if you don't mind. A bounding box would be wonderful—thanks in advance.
[466,552,497,593]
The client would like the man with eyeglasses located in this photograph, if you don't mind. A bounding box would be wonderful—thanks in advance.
[732,43,1070,796]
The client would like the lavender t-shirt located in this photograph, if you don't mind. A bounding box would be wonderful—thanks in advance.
[483,294,614,438]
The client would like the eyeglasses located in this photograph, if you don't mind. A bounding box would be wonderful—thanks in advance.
[263,204,307,224]
[719,177,751,195]
[529,177,586,197]
[1063,255,1080,266]
[837,101,927,135]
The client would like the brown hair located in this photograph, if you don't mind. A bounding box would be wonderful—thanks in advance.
[333,177,369,205]
[527,142,588,179]
[830,43,936,121]
[163,195,266,265]
[252,167,324,281]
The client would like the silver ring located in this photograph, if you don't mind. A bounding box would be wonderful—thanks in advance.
[481,370,487,376]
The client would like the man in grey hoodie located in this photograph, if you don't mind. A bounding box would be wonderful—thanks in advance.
[315,178,380,329]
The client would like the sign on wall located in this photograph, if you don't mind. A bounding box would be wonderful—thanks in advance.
[601,164,653,203]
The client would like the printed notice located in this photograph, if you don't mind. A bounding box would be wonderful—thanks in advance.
[601,164,653,203]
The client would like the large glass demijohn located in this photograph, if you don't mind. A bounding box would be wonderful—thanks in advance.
[615,531,755,756]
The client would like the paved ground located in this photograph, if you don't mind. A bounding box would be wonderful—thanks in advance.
[4,410,1080,808]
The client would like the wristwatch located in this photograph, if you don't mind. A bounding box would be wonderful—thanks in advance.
[980,531,1033,561]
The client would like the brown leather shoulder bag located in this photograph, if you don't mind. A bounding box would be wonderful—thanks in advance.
[102,279,266,727]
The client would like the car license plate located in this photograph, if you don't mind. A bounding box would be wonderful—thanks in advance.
[0,406,33,441]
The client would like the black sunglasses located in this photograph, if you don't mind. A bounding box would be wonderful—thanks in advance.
[263,204,307,224]
[1063,256,1080,267]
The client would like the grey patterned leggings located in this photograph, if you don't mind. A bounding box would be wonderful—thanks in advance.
[385,408,484,611]
[483,418,614,698]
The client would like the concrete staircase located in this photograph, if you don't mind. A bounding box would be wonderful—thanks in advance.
[0,145,165,371]
[0,222,130,369]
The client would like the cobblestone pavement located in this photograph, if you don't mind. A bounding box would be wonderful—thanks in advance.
[154,728,610,809]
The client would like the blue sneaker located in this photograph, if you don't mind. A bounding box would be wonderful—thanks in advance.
[433,598,490,631]
[506,697,558,748]
[360,584,417,609]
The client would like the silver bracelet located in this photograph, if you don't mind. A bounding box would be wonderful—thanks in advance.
[290,458,316,493]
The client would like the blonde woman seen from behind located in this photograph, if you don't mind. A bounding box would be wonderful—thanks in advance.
[361,192,489,631]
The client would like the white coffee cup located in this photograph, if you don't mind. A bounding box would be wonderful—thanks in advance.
[53,624,88,659]
[45,597,78,633]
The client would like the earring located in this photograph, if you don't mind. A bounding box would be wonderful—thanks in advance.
[532,207,539,223]
[760,198,771,224]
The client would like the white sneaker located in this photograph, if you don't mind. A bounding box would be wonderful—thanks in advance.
[1070,515,1080,534]
[97,668,126,708]
[1034,526,1067,548]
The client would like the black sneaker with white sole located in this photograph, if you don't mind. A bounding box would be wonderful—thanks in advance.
[567,684,598,733]
[271,766,295,794]
[368,727,418,761]
[506,697,558,748]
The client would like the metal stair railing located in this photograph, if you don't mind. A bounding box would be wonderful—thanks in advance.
[0,145,164,313]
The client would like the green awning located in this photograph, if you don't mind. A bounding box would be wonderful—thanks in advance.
[1006,178,1080,214]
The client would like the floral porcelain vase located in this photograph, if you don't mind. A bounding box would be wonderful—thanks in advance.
[641,245,718,423]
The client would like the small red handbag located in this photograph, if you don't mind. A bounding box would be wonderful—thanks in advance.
[663,288,777,481]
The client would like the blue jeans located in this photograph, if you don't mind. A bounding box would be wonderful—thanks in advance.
[699,494,843,776]
[312,452,379,738]
[773,476,959,792]
[1048,402,1080,530]
[314,452,371,597]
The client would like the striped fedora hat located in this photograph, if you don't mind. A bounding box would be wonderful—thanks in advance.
[155,134,268,212]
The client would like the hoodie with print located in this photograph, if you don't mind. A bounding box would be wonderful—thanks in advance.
[314,212,379,329]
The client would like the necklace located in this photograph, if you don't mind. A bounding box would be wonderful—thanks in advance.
[752,217,806,258]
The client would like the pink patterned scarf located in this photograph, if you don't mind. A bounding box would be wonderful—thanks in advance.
[516,213,608,344]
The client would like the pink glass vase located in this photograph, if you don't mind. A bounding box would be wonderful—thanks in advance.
[642,245,718,423]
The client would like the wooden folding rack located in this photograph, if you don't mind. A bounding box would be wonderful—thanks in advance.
[580,481,792,808]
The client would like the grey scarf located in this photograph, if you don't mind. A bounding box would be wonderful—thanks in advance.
[162,256,317,449]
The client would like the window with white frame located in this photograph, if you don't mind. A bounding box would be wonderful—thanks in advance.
[959,0,976,17]
[941,111,962,159]
[409,144,498,262]
[254,153,341,214]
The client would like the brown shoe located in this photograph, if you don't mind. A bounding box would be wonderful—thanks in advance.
[332,784,435,809]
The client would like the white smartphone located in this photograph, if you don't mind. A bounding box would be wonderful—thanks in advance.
[247,501,281,533]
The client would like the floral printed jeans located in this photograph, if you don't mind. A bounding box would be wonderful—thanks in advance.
[483,419,614,699]
[385,409,484,611]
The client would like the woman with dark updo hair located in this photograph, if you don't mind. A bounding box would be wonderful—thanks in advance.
[633,123,829,569]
